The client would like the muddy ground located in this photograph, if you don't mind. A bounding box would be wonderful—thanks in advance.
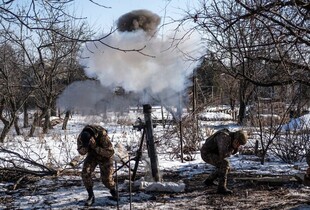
[160,171,310,210]
[1,170,310,210]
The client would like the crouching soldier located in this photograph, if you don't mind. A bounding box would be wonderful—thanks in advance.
[200,128,247,194]
[77,124,118,206]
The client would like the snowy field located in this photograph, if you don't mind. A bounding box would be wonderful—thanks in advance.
[0,108,310,209]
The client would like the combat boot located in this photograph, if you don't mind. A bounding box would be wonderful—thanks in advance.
[203,171,218,186]
[85,187,95,206]
[203,179,218,186]
[217,186,233,195]
[217,176,232,195]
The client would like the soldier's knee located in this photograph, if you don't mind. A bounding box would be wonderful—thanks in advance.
[82,168,91,177]
[81,172,89,181]
[82,167,93,178]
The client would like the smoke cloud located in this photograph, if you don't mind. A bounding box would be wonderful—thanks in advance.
[57,80,111,114]
[57,80,139,114]
[58,10,203,113]
[83,30,200,93]
[82,8,202,94]
[117,9,161,36]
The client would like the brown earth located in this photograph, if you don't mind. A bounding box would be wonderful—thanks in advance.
[1,170,310,209]
[150,171,310,210]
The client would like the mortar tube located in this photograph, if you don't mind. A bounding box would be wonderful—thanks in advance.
[143,104,161,182]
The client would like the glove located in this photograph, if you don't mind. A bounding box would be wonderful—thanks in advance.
[89,137,96,149]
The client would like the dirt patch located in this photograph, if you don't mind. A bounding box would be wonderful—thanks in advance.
[1,171,310,209]
[154,172,310,210]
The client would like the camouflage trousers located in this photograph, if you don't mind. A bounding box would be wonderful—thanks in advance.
[201,150,230,180]
[81,155,115,190]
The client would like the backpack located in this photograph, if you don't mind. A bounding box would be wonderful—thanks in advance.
[206,128,230,142]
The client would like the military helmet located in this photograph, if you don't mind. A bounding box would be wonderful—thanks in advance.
[234,130,248,145]
[80,131,92,146]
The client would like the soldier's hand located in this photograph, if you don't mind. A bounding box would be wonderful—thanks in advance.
[89,137,96,149]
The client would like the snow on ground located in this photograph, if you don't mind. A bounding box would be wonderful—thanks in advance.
[282,113,310,131]
[0,109,310,209]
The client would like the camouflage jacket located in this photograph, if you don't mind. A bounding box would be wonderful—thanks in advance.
[77,124,114,159]
[200,129,236,160]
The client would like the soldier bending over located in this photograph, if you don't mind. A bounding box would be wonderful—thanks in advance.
[200,128,247,194]
[77,124,118,206]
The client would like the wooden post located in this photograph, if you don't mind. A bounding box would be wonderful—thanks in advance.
[128,155,132,210]
[192,73,197,114]
[179,120,184,163]
[115,161,119,209]
[192,73,199,149]
[255,140,259,156]
[23,102,29,128]
[160,105,165,128]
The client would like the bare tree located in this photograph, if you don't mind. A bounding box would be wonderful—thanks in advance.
[233,0,309,85]
[0,0,156,137]
[249,91,296,164]
[0,43,32,142]
[0,1,93,140]
[177,0,309,124]
[190,0,309,86]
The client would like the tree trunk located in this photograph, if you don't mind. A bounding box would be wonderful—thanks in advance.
[43,108,51,133]
[28,112,40,137]
[0,99,16,142]
[23,102,29,128]
[14,115,21,135]
[51,100,57,116]
[238,80,247,125]
[238,100,246,125]
[0,117,15,143]
[230,98,235,111]
[260,150,266,165]
[0,125,11,143]
[62,110,71,130]
[254,140,259,156]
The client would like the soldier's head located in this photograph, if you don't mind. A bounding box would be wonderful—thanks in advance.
[234,130,248,145]
[80,131,92,147]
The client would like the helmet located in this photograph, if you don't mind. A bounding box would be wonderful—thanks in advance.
[80,131,92,147]
[234,130,248,145]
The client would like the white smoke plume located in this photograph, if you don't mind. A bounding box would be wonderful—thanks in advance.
[57,80,111,114]
[58,10,203,113]
[84,32,200,92]
[83,10,202,96]
[57,80,143,114]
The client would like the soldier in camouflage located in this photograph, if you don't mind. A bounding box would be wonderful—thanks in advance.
[200,128,247,194]
[77,124,117,206]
